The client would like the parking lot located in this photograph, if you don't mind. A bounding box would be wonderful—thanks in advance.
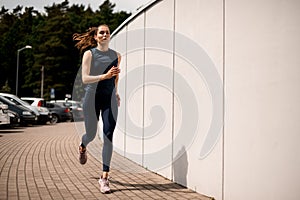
[0,93,84,128]
[0,122,211,200]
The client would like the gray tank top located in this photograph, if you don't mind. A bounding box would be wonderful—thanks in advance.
[84,48,118,95]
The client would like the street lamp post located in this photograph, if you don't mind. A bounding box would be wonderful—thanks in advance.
[16,45,32,96]
[41,66,44,98]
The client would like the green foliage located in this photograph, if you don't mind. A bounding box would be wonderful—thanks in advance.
[1,80,11,93]
[0,0,130,99]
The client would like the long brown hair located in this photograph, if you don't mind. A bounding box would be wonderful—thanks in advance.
[73,27,98,53]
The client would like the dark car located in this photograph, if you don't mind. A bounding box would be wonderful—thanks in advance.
[0,96,37,125]
[45,102,73,124]
[50,100,84,121]
[7,110,20,126]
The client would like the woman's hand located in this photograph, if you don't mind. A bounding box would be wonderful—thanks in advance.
[104,66,120,80]
[116,93,121,107]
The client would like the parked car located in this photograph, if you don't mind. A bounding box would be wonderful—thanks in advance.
[0,96,37,125]
[45,102,73,124]
[21,97,53,124]
[21,97,45,107]
[0,102,10,126]
[7,110,20,126]
[50,100,84,121]
[0,93,51,125]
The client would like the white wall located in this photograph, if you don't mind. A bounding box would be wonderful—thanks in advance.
[112,0,300,199]
[224,0,300,199]
[144,0,174,180]
[174,0,223,198]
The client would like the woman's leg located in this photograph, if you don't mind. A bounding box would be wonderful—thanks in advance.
[101,97,118,173]
[81,91,100,147]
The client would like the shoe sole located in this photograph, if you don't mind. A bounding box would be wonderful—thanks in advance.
[101,190,111,194]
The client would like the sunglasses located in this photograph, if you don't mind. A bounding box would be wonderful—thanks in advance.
[99,30,110,35]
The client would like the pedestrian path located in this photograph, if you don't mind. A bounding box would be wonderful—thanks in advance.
[0,122,213,200]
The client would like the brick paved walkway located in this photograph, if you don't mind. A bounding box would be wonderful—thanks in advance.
[0,122,212,200]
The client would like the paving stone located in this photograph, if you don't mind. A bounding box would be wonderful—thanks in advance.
[0,122,212,200]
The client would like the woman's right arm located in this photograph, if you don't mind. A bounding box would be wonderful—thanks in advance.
[81,50,120,84]
[82,50,104,84]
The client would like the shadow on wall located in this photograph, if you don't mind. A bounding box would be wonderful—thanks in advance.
[173,146,188,187]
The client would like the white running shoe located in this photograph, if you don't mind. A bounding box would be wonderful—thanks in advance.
[99,177,111,194]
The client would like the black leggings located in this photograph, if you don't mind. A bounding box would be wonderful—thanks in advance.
[81,91,118,172]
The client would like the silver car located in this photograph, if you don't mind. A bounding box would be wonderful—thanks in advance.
[0,102,10,126]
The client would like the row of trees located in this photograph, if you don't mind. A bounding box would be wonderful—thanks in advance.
[0,0,130,99]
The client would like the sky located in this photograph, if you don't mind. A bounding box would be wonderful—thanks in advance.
[0,0,152,13]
